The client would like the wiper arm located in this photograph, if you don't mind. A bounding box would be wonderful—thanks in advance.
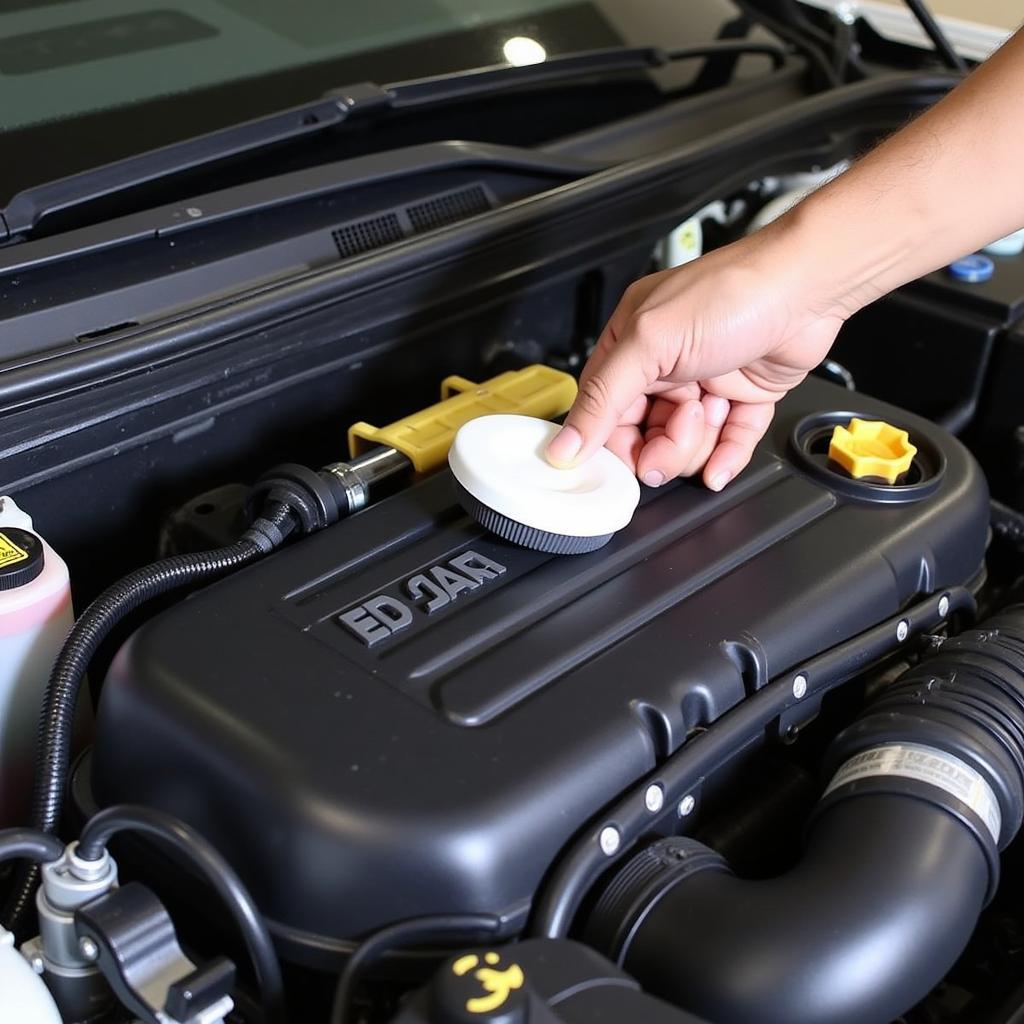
[0,41,786,241]
[380,41,785,105]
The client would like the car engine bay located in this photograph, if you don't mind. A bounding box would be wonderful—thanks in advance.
[4,8,1024,1023]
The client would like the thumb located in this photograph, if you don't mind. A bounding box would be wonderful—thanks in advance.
[547,330,655,467]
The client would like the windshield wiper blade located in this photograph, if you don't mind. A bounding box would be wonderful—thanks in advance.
[0,41,786,242]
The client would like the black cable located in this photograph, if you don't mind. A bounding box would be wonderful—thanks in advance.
[768,0,868,83]
[329,914,502,1024]
[777,0,844,52]
[733,0,842,87]
[77,804,286,1024]
[903,0,968,73]
[3,501,297,932]
[0,829,65,865]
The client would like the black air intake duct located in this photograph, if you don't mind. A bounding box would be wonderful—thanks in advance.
[588,609,1024,1024]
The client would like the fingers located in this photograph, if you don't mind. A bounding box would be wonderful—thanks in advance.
[605,424,644,474]
[634,393,731,486]
[635,399,704,486]
[547,336,659,465]
[547,282,665,466]
[702,401,776,491]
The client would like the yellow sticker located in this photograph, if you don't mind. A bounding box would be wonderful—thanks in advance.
[0,532,29,568]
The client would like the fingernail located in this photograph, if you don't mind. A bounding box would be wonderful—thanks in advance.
[708,470,732,492]
[547,425,582,466]
[704,396,730,429]
[643,470,665,488]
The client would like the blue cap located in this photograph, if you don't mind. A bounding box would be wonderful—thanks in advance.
[949,254,995,283]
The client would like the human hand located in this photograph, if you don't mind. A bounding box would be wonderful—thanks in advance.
[545,229,846,490]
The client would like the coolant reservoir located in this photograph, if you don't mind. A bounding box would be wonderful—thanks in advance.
[0,497,75,827]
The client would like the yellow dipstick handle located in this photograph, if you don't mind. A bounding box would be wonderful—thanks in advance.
[348,364,577,473]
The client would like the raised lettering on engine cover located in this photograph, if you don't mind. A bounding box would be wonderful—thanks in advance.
[338,550,507,646]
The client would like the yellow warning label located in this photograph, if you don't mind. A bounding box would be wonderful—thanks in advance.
[0,532,29,568]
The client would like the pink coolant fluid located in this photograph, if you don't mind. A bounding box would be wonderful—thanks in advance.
[0,497,76,827]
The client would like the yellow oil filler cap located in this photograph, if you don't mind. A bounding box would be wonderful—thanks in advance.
[348,364,577,473]
[828,418,917,484]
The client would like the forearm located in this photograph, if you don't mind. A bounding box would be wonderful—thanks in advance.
[783,27,1024,318]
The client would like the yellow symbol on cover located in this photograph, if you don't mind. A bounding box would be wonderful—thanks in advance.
[829,418,917,484]
[451,951,525,1014]
[0,532,29,568]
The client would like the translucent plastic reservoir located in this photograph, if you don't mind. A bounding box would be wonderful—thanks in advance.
[0,497,76,827]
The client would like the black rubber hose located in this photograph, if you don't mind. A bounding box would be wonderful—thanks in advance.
[3,502,296,931]
[77,805,286,1024]
[0,829,65,865]
[591,608,1024,1024]
[329,914,501,1024]
[616,798,988,1024]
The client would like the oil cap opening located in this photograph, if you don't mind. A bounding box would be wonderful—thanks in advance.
[0,527,44,591]
[791,411,944,502]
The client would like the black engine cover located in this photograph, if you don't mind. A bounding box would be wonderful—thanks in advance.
[90,378,988,962]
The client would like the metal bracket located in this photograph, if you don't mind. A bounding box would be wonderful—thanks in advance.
[74,883,235,1024]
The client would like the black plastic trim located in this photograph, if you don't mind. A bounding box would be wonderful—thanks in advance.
[0,73,956,411]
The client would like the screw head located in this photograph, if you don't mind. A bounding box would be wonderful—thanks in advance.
[792,674,808,699]
[897,619,910,643]
[678,794,696,817]
[938,594,950,618]
[599,826,621,856]
[29,955,45,974]
[644,784,665,813]
[78,937,98,961]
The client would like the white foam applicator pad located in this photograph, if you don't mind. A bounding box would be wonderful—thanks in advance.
[449,415,641,554]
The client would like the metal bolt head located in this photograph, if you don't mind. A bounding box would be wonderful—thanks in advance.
[29,954,45,974]
[897,619,910,643]
[645,784,665,814]
[78,937,99,961]
[938,594,950,618]
[792,674,808,699]
[599,826,621,856]
[678,794,696,818]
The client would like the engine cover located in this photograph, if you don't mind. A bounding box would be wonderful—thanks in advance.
[90,378,988,962]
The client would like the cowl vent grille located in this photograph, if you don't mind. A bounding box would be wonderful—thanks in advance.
[331,183,495,259]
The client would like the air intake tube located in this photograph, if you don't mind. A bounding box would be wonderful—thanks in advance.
[587,609,1024,1024]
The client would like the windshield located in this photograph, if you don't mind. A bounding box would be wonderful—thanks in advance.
[2,1,589,130]
[0,1,760,202]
